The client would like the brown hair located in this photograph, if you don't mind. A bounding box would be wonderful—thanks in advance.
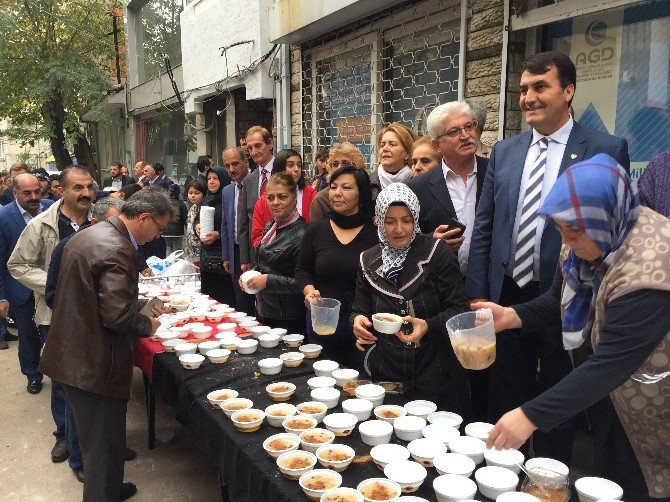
[246,125,273,144]
[412,136,441,160]
[377,122,418,161]
[9,162,30,176]
[327,142,366,170]
[267,171,297,196]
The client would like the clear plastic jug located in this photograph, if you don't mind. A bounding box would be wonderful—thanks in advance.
[310,297,341,336]
[445,309,496,370]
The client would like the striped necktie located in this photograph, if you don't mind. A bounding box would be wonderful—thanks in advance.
[259,169,268,196]
[512,137,549,288]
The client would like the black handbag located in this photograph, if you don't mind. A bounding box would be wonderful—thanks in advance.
[199,245,225,273]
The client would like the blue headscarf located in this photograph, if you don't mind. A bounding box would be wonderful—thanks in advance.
[537,154,639,349]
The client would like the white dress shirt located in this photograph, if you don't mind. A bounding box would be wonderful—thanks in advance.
[509,117,574,280]
[258,157,274,196]
[111,178,123,189]
[234,182,241,243]
[15,199,41,224]
[442,158,478,274]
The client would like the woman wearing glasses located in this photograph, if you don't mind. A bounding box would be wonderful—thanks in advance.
[369,122,418,196]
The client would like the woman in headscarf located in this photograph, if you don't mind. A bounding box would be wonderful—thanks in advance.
[477,154,670,501]
[250,149,317,247]
[241,172,307,334]
[195,167,235,305]
[295,164,378,372]
[352,183,471,414]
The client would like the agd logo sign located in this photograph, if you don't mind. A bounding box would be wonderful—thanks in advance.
[575,19,614,65]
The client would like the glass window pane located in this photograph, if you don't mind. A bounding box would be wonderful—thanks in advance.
[136,0,183,84]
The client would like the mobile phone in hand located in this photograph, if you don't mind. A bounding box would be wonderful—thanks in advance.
[140,296,164,317]
[446,217,466,238]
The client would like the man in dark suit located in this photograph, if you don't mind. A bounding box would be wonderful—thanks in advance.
[102,162,134,189]
[0,174,54,390]
[238,126,275,271]
[143,163,170,189]
[466,51,630,463]
[0,162,31,205]
[220,147,255,314]
[407,100,488,276]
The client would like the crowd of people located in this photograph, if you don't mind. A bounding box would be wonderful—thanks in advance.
[1,50,669,502]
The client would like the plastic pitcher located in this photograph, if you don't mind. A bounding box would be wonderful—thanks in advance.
[310,298,341,336]
[445,309,496,370]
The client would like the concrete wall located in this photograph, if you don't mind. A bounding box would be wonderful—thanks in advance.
[180,0,275,113]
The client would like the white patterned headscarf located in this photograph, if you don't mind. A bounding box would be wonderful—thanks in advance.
[375,183,421,281]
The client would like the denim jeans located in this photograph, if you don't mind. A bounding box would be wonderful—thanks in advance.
[41,325,83,470]
[13,295,43,382]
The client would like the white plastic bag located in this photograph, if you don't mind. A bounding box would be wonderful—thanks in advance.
[162,259,198,276]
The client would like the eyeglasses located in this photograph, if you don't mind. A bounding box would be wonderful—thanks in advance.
[329,160,355,169]
[148,215,166,235]
[435,120,479,140]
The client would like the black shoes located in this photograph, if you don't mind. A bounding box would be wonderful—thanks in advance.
[123,448,137,462]
[119,482,137,501]
[4,332,18,341]
[51,438,70,463]
[27,380,42,394]
[0,339,7,350]
[72,467,85,483]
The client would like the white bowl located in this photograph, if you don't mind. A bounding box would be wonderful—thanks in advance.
[407,438,447,467]
[484,447,525,474]
[373,405,406,424]
[393,415,427,442]
[296,401,329,424]
[283,334,305,348]
[575,477,623,502]
[464,421,494,441]
[266,382,297,402]
[474,466,519,500]
[308,376,337,390]
[240,270,262,294]
[276,450,317,480]
[372,313,403,334]
[169,300,190,312]
[524,457,569,477]
[283,415,319,435]
[250,325,271,338]
[162,339,183,352]
[310,387,341,409]
[313,360,340,377]
[231,408,265,432]
[258,357,283,375]
[216,322,237,332]
[358,420,394,446]
[280,351,305,367]
[428,411,463,429]
[264,403,297,427]
[190,325,213,339]
[315,444,356,472]
[299,342,322,357]
[384,460,427,493]
[433,474,477,502]
[331,369,360,387]
[198,340,221,355]
[322,413,357,436]
[206,388,238,409]
[448,436,486,465]
[320,487,364,502]
[403,400,437,420]
[206,348,231,364]
[370,443,410,470]
[258,333,280,348]
[175,344,197,357]
[263,433,300,459]
[158,331,180,342]
[356,478,402,502]
[238,321,259,332]
[433,452,476,477]
[172,325,191,338]
[497,493,542,502]
[342,399,373,421]
[189,312,208,322]
[240,316,257,323]
[299,469,343,501]
[299,428,335,454]
[355,384,385,407]
[217,336,240,351]
[422,423,460,445]
[227,311,247,322]
[220,398,253,418]
[205,312,226,322]
[236,339,258,354]
[268,327,288,337]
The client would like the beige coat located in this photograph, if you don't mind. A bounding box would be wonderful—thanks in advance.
[7,199,62,326]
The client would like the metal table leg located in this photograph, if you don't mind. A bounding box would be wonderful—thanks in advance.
[143,373,156,450]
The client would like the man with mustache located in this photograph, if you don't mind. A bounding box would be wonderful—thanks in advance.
[8,165,93,475]
[466,51,630,464]
[407,101,489,277]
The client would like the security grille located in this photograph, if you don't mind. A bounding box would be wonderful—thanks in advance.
[301,0,461,174]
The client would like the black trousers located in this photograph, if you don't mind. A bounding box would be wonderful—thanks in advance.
[488,275,575,464]
[63,384,128,502]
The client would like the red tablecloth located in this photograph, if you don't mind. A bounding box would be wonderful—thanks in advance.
[134,318,252,381]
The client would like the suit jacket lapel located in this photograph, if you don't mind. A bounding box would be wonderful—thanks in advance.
[508,131,533,219]
[429,168,456,218]
[10,202,26,231]
[559,122,588,175]
[475,155,487,202]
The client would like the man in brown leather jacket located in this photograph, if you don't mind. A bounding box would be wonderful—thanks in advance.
[39,187,174,502]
